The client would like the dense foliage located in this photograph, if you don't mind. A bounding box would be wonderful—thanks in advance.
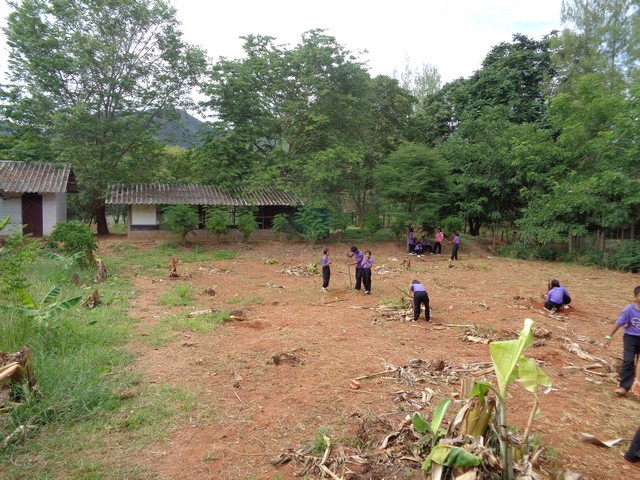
[1,0,639,266]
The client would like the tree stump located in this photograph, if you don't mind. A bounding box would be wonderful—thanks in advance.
[96,259,107,283]
[169,256,179,278]
[82,289,102,308]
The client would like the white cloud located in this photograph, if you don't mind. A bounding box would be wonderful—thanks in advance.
[0,0,564,87]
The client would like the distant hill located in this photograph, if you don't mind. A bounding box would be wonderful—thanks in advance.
[155,109,212,148]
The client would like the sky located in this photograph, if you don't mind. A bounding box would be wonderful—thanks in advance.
[0,0,566,88]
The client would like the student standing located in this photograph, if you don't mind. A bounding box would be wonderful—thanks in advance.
[449,232,460,261]
[433,228,443,255]
[407,228,415,254]
[361,250,373,294]
[321,248,331,292]
[347,246,364,291]
[544,279,571,311]
[409,279,431,322]
[605,285,640,396]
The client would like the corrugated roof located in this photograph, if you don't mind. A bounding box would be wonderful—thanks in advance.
[105,184,304,207]
[0,161,78,193]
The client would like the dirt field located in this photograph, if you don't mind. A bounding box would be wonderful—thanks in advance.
[102,238,640,479]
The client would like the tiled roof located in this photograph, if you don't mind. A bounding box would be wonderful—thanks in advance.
[0,161,78,193]
[105,184,304,207]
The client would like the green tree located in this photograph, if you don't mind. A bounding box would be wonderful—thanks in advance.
[162,205,199,241]
[374,143,451,227]
[438,107,523,236]
[236,211,258,243]
[556,0,639,89]
[201,31,414,225]
[205,208,230,241]
[3,0,207,234]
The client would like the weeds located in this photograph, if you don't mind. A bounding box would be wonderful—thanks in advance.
[159,283,194,306]
[310,427,330,454]
[227,295,263,307]
[163,310,231,333]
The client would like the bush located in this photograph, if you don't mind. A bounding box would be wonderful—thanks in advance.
[373,228,395,241]
[47,221,97,266]
[441,215,464,235]
[612,241,640,273]
[205,208,230,240]
[364,213,383,235]
[271,213,298,240]
[162,204,199,240]
[497,241,559,261]
[295,206,329,245]
[237,211,258,242]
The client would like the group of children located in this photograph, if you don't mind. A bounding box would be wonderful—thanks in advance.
[407,227,459,261]
[322,240,640,467]
[321,245,373,294]
[321,245,432,322]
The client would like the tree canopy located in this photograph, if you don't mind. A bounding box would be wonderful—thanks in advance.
[2,0,206,233]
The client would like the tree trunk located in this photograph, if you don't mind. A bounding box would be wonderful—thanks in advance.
[468,219,481,236]
[568,234,573,254]
[95,199,109,235]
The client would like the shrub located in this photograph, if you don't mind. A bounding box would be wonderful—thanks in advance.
[237,211,258,242]
[162,205,199,240]
[295,206,329,245]
[364,213,383,235]
[374,228,395,241]
[205,208,230,240]
[271,213,298,240]
[441,215,464,235]
[612,241,640,273]
[0,229,41,303]
[47,221,97,266]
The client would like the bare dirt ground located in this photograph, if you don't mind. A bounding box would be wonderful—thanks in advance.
[100,238,640,479]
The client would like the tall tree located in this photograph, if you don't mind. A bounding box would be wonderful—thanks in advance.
[3,0,206,233]
[556,0,639,90]
[374,143,451,228]
[201,30,414,225]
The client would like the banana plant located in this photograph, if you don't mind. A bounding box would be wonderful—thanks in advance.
[43,251,86,270]
[413,398,482,473]
[471,318,551,480]
[0,285,83,328]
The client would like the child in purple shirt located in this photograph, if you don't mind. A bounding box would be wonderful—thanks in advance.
[347,246,364,291]
[449,232,460,261]
[605,285,640,396]
[544,279,571,311]
[407,228,415,254]
[409,279,431,322]
[361,250,373,294]
[321,248,331,292]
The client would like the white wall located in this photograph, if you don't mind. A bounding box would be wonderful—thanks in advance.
[42,193,58,235]
[131,205,158,225]
[56,193,67,222]
[0,197,22,235]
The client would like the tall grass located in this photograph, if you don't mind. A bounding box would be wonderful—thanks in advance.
[0,242,239,478]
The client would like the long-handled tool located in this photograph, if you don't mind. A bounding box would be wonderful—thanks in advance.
[348,264,353,290]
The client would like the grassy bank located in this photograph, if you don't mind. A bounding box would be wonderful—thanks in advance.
[0,242,235,479]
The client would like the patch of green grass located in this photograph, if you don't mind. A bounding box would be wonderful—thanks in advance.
[263,258,278,265]
[202,452,219,462]
[227,294,263,307]
[159,283,194,306]
[161,310,231,333]
[378,296,408,310]
[310,427,331,455]
[211,249,237,260]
